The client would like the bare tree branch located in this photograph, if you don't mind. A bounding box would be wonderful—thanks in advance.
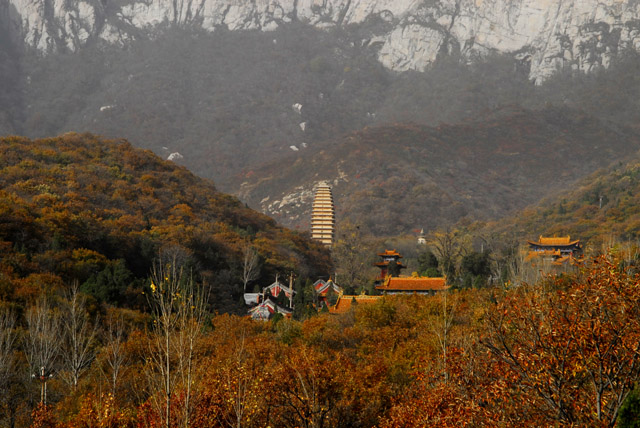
[61,283,98,390]
[241,242,260,293]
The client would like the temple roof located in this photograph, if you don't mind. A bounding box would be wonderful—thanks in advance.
[376,276,448,292]
[313,279,343,296]
[329,295,382,314]
[377,249,403,258]
[528,235,581,247]
[264,280,295,296]
[248,298,292,320]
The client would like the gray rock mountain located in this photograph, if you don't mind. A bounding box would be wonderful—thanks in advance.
[6,0,640,81]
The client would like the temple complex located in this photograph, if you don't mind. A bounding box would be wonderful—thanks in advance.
[526,235,583,265]
[374,249,407,281]
[311,182,335,246]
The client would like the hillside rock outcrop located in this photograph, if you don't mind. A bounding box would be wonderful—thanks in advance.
[6,0,640,81]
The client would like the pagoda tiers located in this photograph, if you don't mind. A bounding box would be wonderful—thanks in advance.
[376,276,449,295]
[526,235,583,265]
[375,249,407,281]
[311,182,335,247]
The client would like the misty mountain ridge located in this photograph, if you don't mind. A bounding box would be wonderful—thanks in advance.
[2,1,640,241]
[236,107,640,236]
[479,151,640,250]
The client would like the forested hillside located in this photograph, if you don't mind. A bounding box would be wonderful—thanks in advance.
[238,107,640,235]
[3,26,640,243]
[0,133,331,313]
[2,135,640,428]
[481,154,640,250]
[9,27,640,194]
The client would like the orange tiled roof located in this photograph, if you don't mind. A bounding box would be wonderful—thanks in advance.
[376,276,448,292]
[329,295,381,314]
[529,236,580,246]
[378,249,403,258]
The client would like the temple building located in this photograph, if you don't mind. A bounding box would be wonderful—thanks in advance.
[526,235,583,265]
[244,276,296,320]
[248,299,292,321]
[313,278,343,309]
[375,276,449,295]
[374,249,407,281]
[311,182,335,246]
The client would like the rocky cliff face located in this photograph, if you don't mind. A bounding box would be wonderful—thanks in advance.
[6,0,640,81]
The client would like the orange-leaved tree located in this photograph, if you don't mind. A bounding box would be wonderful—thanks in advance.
[483,253,640,426]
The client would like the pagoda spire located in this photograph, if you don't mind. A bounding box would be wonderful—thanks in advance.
[311,182,335,247]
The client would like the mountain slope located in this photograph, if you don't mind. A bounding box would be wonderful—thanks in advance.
[236,107,640,236]
[12,25,640,191]
[0,133,331,312]
[5,2,640,238]
[482,156,640,248]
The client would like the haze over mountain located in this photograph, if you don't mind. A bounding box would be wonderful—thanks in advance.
[3,0,640,237]
[236,107,640,235]
[482,150,640,247]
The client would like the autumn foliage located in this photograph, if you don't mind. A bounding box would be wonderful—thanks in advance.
[382,252,640,427]
[0,251,638,427]
[0,134,331,313]
[4,135,640,427]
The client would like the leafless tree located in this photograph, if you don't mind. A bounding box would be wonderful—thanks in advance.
[224,332,251,428]
[507,249,555,287]
[176,274,208,428]
[61,284,98,390]
[0,308,16,417]
[101,312,128,397]
[430,228,466,280]
[433,291,457,384]
[147,248,208,428]
[241,242,260,293]
[147,255,181,428]
[332,220,378,292]
[0,307,15,379]
[24,296,61,405]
